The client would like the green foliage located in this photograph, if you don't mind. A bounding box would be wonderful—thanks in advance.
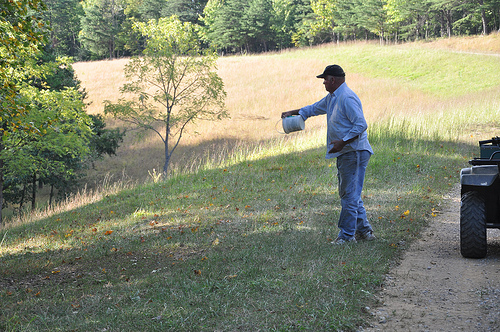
[3,85,92,210]
[79,0,126,59]
[202,0,315,52]
[202,0,248,52]
[272,0,314,49]
[88,114,125,160]
[1,0,50,222]
[0,24,122,217]
[42,0,500,58]
[161,0,208,24]
[43,0,84,57]
[105,16,228,175]
[355,0,390,40]
[0,0,47,137]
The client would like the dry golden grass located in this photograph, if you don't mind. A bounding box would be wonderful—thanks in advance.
[73,38,500,184]
[74,55,330,183]
[410,31,500,54]
[73,58,129,115]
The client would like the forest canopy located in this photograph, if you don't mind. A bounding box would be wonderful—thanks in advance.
[42,0,500,60]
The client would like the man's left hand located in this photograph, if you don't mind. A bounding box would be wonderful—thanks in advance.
[329,140,346,154]
[329,136,359,154]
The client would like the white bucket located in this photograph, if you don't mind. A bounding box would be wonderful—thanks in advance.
[282,115,305,134]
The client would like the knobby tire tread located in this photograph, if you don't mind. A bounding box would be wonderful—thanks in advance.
[460,191,487,258]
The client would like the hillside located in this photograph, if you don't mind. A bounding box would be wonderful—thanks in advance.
[1,37,500,331]
[73,34,500,184]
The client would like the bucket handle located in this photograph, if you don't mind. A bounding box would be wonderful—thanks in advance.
[275,118,286,135]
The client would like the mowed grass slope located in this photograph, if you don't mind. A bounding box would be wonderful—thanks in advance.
[2,36,500,331]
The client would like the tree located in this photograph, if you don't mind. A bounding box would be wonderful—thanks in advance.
[202,0,280,53]
[202,0,248,52]
[241,0,275,52]
[271,0,313,49]
[88,114,125,165]
[1,23,123,217]
[43,0,84,57]
[0,0,49,223]
[104,16,228,176]
[162,0,208,24]
[79,0,125,59]
[3,85,93,211]
[310,0,337,41]
[355,0,390,43]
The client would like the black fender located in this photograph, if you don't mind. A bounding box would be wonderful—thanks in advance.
[460,165,499,187]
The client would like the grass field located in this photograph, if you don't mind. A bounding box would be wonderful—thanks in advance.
[73,34,500,184]
[1,34,500,331]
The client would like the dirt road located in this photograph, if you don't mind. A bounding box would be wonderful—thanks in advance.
[365,186,500,331]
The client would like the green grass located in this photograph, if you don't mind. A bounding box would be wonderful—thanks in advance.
[1,40,500,331]
[0,124,477,331]
[282,42,500,97]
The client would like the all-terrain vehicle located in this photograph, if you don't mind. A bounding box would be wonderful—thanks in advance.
[460,137,500,258]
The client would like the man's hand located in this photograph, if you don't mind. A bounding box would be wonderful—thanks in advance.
[281,109,300,119]
[328,136,359,154]
[329,140,347,154]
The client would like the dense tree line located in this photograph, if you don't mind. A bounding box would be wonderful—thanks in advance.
[43,0,500,59]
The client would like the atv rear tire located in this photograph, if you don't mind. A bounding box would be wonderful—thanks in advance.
[460,191,487,258]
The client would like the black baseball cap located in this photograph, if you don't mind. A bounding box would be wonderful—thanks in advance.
[316,65,345,78]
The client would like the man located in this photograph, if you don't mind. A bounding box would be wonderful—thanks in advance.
[281,64,375,244]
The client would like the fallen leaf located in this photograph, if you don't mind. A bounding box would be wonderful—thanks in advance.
[212,238,219,246]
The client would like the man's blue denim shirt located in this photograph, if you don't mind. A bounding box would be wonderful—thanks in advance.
[298,83,374,159]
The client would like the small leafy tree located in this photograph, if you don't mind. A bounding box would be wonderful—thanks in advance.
[3,85,93,211]
[0,0,48,223]
[105,16,227,176]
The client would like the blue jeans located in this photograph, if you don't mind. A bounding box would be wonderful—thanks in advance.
[336,150,373,240]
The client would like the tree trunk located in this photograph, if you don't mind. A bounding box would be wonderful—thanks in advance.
[0,148,3,224]
[49,184,54,207]
[31,172,36,211]
[447,11,452,37]
[163,143,170,175]
[163,126,170,175]
[20,185,25,211]
[476,0,487,34]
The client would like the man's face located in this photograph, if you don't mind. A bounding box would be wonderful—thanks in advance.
[323,75,336,93]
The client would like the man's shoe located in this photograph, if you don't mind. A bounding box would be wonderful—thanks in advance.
[356,231,376,241]
[332,237,357,245]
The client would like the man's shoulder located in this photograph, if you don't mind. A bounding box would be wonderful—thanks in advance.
[336,83,359,100]
[339,83,355,94]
